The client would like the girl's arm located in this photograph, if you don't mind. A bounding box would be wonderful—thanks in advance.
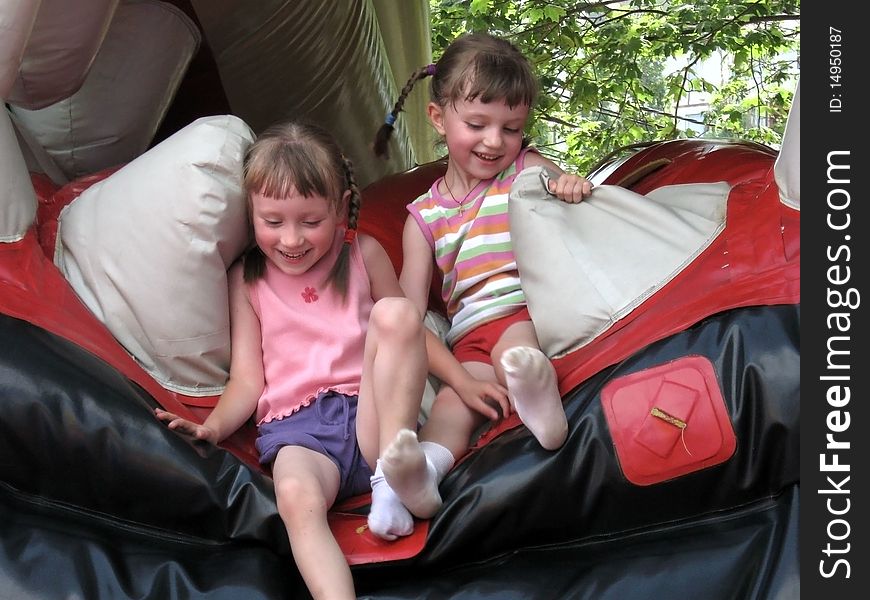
[524,152,593,204]
[360,232,407,301]
[396,219,509,418]
[156,262,263,443]
[397,215,433,316]
[397,215,473,384]
[422,328,510,421]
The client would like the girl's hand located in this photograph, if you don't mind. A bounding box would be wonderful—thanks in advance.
[548,173,593,204]
[454,377,511,422]
[155,408,219,444]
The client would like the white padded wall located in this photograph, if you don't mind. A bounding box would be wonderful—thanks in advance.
[6,0,118,109]
[9,0,201,180]
[0,0,41,100]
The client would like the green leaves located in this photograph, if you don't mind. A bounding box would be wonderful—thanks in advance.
[469,0,491,15]
[429,0,800,173]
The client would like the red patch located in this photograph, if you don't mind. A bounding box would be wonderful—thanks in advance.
[601,355,737,485]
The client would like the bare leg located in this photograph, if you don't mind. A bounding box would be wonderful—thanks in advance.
[418,361,493,459]
[356,298,428,460]
[272,446,354,600]
[356,298,444,526]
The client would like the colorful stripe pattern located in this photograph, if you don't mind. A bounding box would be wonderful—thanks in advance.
[407,151,532,344]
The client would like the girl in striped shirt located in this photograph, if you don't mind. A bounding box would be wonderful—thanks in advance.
[372,33,593,513]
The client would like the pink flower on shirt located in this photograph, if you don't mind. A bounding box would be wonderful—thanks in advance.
[302,287,319,303]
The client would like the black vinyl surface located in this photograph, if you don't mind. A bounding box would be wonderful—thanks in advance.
[0,303,799,599]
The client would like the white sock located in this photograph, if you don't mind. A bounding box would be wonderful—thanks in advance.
[501,346,568,450]
[420,440,455,481]
[367,461,414,540]
[381,429,450,519]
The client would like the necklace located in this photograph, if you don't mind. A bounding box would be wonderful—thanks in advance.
[443,177,476,215]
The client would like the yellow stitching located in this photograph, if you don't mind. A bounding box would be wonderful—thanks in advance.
[650,406,686,429]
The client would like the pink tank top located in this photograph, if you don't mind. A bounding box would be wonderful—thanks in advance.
[249,232,373,424]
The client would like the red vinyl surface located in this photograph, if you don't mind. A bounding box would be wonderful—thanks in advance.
[1,139,799,563]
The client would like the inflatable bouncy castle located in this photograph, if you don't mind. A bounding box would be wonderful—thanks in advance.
[1,2,799,598]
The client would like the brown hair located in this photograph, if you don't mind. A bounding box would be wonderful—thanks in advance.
[374,32,538,158]
[242,120,361,298]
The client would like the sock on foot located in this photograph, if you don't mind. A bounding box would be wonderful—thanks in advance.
[367,461,414,540]
[420,441,455,481]
[501,346,568,450]
[381,429,447,519]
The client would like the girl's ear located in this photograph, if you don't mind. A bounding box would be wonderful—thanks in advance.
[427,101,446,136]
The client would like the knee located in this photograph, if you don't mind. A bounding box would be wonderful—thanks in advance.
[430,386,468,416]
[275,475,329,525]
[370,297,423,339]
[490,339,519,367]
[433,385,460,406]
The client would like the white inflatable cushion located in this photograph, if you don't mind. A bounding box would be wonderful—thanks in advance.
[5,0,118,109]
[10,0,201,180]
[55,114,254,396]
[1,108,37,241]
[510,166,730,359]
[0,0,40,100]
[774,78,800,210]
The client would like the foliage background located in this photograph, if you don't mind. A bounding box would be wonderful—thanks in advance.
[429,0,800,173]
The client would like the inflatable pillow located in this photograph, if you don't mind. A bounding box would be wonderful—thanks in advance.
[3,0,116,109]
[510,166,730,359]
[55,114,254,396]
[1,109,36,242]
[9,0,201,181]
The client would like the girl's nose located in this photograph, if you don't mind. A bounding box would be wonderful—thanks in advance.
[281,226,303,247]
[483,128,503,148]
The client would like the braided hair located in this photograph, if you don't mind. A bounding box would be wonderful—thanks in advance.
[373,64,435,159]
[325,155,361,298]
[242,119,361,298]
[373,32,538,159]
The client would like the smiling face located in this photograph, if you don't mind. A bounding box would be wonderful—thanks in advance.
[429,96,530,187]
[250,187,340,277]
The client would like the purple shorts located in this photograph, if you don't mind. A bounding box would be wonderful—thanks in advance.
[255,391,374,501]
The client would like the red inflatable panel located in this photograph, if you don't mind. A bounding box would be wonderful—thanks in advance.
[601,355,737,485]
[1,139,798,567]
[359,159,448,316]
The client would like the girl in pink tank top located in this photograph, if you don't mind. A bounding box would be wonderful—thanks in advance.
[155,120,455,600]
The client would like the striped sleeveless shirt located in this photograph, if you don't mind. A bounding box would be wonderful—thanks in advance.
[406,149,533,345]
